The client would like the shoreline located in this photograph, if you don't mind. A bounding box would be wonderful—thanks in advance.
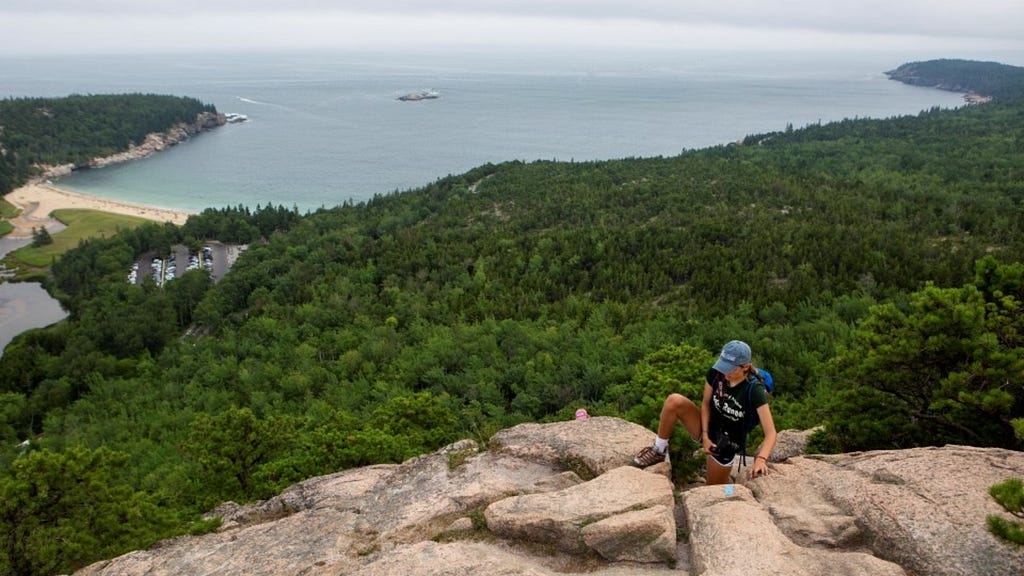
[4,179,193,238]
[1,112,225,239]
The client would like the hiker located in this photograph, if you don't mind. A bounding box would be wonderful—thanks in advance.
[631,340,777,484]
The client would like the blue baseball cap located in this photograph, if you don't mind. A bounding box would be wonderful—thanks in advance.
[713,340,752,373]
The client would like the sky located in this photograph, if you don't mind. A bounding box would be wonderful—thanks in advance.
[2,1,1023,60]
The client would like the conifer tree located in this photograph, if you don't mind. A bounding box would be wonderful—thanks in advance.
[987,479,1024,546]
[29,227,52,247]
[0,447,176,576]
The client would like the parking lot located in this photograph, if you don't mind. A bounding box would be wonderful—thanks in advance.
[129,241,246,286]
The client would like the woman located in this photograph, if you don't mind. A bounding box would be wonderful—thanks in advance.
[632,340,777,484]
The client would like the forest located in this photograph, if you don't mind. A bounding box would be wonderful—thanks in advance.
[0,93,216,195]
[885,58,1024,100]
[0,62,1022,575]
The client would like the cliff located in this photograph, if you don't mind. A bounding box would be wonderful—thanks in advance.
[85,111,225,170]
[32,111,226,183]
[72,417,1024,576]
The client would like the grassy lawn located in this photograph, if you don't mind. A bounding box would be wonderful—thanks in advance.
[1,197,18,236]
[2,209,150,279]
[0,197,18,219]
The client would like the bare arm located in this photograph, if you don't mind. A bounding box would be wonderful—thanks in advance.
[750,403,777,477]
[701,382,714,453]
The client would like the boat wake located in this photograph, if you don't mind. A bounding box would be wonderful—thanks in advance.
[236,96,271,105]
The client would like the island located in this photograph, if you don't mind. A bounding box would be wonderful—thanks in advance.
[398,89,440,101]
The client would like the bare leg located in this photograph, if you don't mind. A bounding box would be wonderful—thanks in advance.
[656,393,701,442]
[705,455,733,485]
[633,393,704,469]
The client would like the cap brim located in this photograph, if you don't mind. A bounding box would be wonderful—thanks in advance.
[713,358,739,373]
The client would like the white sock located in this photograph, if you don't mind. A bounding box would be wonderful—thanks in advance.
[653,437,669,454]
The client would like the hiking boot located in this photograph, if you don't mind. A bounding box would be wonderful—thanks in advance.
[632,446,666,468]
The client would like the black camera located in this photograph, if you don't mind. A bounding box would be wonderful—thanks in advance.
[711,431,741,458]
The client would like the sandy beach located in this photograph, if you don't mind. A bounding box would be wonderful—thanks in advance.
[4,180,192,238]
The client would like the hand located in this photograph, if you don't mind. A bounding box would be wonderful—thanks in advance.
[702,438,715,455]
[750,457,769,478]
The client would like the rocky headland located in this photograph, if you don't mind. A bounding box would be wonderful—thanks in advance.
[883,59,1017,105]
[29,110,225,181]
[885,63,974,94]
[886,70,992,104]
[78,110,226,171]
[70,417,1024,576]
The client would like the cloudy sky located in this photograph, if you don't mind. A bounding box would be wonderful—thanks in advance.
[3,1,1023,59]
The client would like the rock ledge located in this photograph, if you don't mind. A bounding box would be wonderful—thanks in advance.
[73,417,1024,576]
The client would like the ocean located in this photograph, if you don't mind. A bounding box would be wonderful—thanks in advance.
[0,48,986,214]
[2,47,1021,354]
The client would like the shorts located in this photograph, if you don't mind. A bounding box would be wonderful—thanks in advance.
[708,432,738,467]
[708,451,737,468]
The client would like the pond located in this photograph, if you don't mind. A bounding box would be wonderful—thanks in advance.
[0,236,68,357]
[0,281,67,357]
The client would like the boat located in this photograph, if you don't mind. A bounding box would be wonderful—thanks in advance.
[224,112,249,123]
[398,89,440,102]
